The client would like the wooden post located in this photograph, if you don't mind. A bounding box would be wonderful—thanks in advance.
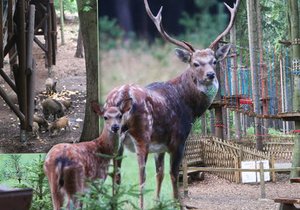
[259,162,266,199]
[26,4,35,130]
[234,157,240,183]
[182,157,188,197]
[59,0,65,45]
[16,0,28,142]
[270,155,276,182]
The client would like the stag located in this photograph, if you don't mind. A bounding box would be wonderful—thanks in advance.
[104,0,240,208]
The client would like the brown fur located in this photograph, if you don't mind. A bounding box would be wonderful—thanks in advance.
[32,122,39,138]
[44,105,126,210]
[42,98,65,120]
[45,78,57,95]
[48,116,69,136]
[33,114,49,131]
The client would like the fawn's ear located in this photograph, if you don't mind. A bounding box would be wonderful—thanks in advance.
[215,44,232,61]
[119,98,133,113]
[91,101,104,116]
[175,48,191,63]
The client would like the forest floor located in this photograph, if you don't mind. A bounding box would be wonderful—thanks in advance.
[0,22,86,153]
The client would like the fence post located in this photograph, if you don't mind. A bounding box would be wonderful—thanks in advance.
[259,162,266,199]
[182,157,188,197]
[234,157,240,183]
[270,155,276,182]
[239,147,244,161]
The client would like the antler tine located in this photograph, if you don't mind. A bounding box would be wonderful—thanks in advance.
[209,0,240,49]
[144,0,194,52]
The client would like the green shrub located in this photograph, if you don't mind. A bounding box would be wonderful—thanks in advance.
[17,155,52,210]
[2,154,24,184]
[179,1,227,47]
[99,16,124,50]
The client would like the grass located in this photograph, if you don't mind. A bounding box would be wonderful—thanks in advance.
[99,46,186,102]
[119,150,173,209]
[0,151,175,209]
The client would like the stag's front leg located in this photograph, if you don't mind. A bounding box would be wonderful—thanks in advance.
[170,147,185,200]
[136,143,149,209]
[154,152,165,200]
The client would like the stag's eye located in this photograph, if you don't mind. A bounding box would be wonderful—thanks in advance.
[213,60,217,65]
[193,62,200,68]
[104,116,108,121]
[118,114,122,119]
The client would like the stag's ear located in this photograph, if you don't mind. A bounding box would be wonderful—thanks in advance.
[91,101,104,116]
[175,48,191,63]
[119,98,133,113]
[215,44,232,61]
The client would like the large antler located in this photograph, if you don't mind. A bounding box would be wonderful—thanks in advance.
[209,0,240,49]
[144,0,195,52]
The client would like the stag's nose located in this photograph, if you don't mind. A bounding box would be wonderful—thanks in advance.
[207,72,215,80]
[111,124,120,133]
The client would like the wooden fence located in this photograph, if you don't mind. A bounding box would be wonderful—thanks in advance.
[182,134,293,183]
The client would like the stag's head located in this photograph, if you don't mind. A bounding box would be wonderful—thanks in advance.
[144,0,240,85]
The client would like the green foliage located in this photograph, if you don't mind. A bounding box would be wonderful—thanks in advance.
[54,0,78,14]
[18,155,52,210]
[99,16,124,50]
[149,199,180,210]
[73,179,140,210]
[261,1,288,49]
[3,154,24,184]
[179,0,227,47]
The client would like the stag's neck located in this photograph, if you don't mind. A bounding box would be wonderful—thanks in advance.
[168,69,219,117]
[94,128,118,156]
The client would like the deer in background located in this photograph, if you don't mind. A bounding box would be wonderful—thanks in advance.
[104,0,240,208]
[43,100,132,210]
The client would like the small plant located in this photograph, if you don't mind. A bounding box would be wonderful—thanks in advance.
[17,155,52,210]
[3,154,24,184]
[149,199,181,210]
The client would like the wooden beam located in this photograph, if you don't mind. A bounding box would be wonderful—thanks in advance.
[0,68,16,92]
[0,85,25,122]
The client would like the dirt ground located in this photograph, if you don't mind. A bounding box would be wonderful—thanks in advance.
[0,22,86,153]
[182,173,300,210]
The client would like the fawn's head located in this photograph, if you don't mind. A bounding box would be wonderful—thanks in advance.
[144,0,240,85]
[91,99,133,134]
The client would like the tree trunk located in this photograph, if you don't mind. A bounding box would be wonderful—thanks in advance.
[246,0,263,150]
[230,23,241,141]
[115,0,133,41]
[288,0,300,178]
[256,0,269,139]
[74,26,84,58]
[59,0,65,45]
[76,0,99,141]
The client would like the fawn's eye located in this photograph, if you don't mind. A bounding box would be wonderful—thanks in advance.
[104,116,108,121]
[213,60,217,65]
[193,62,200,67]
[118,114,122,119]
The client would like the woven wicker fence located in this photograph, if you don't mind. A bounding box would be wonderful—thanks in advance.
[183,134,271,182]
[235,140,294,161]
